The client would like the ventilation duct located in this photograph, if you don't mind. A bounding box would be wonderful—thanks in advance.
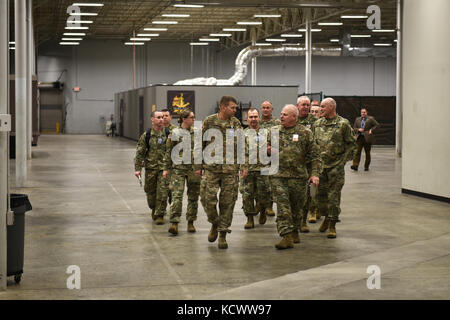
[174,45,342,86]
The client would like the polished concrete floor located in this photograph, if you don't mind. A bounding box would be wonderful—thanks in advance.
[1,135,449,300]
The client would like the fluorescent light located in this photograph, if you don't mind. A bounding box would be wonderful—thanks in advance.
[63,33,86,36]
[152,21,178,24]
[341,15,368,19]
[199,38,220,42]
[372,29,396,32]
[65,26,89,30]
[318,22,343,26]
[298,28,322,32]
[62,38,83,41]
[254,14,281,18]
[254,43,271,46]
[130,38,151,41]
[144,28,168,31]
[125,42,144,45]
[137,33,159,37]
[282,43,302,46]
[266,38,286,42]
[210,33,231,37]
[394,39,398,42]
[76,20,93,24]
[9,41,15,44]
[173,4,204,8]
[374,43,392,46]
[73,3,104,6]
[281,34,303,38]
[69,13,98,16]
[162,14,190,17]
[330,39,340,42]
[223,28,246,32]
[237,21,262,25]
[60,42,80,45]
[190,42,208,46]
[9,47,15,50]
[351,34,371,38]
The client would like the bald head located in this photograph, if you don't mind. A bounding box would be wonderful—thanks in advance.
[280,104,299,128]
[320,98,337,119]
[261,100,274,121]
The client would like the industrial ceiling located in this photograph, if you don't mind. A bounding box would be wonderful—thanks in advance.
[29,0,398,51]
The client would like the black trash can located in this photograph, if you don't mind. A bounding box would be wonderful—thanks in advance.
[7,194,32,284]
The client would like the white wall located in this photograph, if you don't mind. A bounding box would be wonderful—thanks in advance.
[38,40,397,134]
[402,0,450,199]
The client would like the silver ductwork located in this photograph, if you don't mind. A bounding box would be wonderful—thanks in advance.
[174,45,342,86]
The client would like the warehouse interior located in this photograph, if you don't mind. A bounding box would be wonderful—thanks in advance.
[0,0,449,301]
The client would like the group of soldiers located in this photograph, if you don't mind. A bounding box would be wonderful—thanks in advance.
[134,96,357,250]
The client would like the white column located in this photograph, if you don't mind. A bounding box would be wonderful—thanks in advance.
[15,0,27,187]
[251,28,257,86]
[0,0,10,292]
[395,0,402,157]
[305,18,312,94]
[26,0,32,159]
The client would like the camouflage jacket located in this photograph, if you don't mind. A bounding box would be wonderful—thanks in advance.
[201,113,243,173]
[297,114,317,131]
[163,127,201,171]
[167,123,178,132]
[243,127,269,172]
[134,129,167,172]
[260,117,281,130]
[269,124,322,179]
[313,115,356,169]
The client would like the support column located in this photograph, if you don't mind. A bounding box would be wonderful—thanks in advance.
[396,0,403,157]
[26,0,33,159]
[15,0,27,187]
[251,28,257,86]
[305,16,312,94]
[0,0,10,291]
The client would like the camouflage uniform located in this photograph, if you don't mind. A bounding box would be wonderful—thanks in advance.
[260,118,281,209]
[269,124,321,236]
[162,123,178,206]
[239,127,271,217]
[313,115,356,222]
[163,127,201,224]
[134,129,168,218]
[200,114,242,233]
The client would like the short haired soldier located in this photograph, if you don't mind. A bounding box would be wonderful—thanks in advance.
[313,98,356,238]
[163,109,201,236]
[134,111,169,225]
[269,105,321,249]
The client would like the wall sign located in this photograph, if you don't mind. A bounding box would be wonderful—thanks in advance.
[167,91,195,117]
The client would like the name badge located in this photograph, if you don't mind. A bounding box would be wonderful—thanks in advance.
[158,138,163,144]
[293,134,299,142]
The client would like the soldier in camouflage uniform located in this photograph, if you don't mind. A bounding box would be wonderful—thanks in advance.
[163,109,201,236]
[240,108,271,229]
[161,109,178,208]
[313,98,356,238]
[269,105,321,250]
[296,96,319,233]
[134,111,168,225]
[197,96,244,250]
[308,102,322,223]
[259,101,281,217]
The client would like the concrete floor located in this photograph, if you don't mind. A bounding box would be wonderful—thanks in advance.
[1,135,449,300]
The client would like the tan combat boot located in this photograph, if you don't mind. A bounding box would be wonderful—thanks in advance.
[208,224,218,243]
[308,210,317,223]
[218,232,228,249]
[156,216,165,225]
[292,230,300,244]
[187,221,196,233]
[319,217,330,233]
[168,223,178,235]
[244,216,255,229]
[259,210,267,225]
[275,233,294,250]
[328,221,337,239]
[300,219,310,233]
[316,209,322,220]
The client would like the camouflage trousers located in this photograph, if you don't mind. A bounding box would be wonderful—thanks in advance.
[169,168,201,223]
[317,164,345,222]
[144,169,169,217]
[239,171,271,217]
[301,186,319,222]
[271,177,308,236]
[200,170,239,233]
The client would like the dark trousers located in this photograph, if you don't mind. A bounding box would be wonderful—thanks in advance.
[353,135,372,169]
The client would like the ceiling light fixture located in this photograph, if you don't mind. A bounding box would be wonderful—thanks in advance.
[199,38,220,42]
[237,21,262,25]
[152,21,178,24]
[254,14,281,18]
[298,28,322,32]
[318,22,343,26]
[350,34,371,38]
[130,37,151,41]
[162,14,190,17]
[69,13,98,16]
[210,33,232,37]
[144,28,168,31]
[174,4,204,8]
[281,34,303,38]
[73,3,104,6]
[254,43,271,46]
[190,42,208,46]
[63,33,86,36]
[372,29,396,32]
[330,39,340,42]
[223,28,246,32]
[374,43,393,46]
[125,42,145,45]
[65,26,89,30]
[137,33,159,37]
[60,42,80,45]
[341,15,368,19]
[266,38,286,42]
[62,38,83,41]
